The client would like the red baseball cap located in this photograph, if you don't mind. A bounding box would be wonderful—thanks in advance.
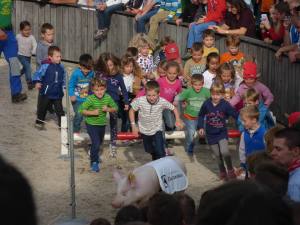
[165,43,180,61]
[243,61,257,79]
[288,112,300,127]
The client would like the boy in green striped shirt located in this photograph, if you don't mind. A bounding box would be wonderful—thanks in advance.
[79,78,118,172]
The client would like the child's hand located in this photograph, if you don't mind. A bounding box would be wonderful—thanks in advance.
[275,50,282,60]
[70,96,76,102]
[124,104,129,111]
[198,128,205,137]
[102,106,108,112]
[175,120,184,130]
[35,83,42,90]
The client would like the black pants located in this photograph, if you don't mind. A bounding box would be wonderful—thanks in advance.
[36,95,65,127]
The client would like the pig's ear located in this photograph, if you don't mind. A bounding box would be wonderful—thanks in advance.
[113,169,125,182]
[127,172,136,188]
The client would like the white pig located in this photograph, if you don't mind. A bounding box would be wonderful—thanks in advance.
[112,156,188,208]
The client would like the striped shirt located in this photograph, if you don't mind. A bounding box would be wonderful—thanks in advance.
[79,93,118,126]
[131,96,174,135]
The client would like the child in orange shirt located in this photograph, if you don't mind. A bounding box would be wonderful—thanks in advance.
[220,35,244,65]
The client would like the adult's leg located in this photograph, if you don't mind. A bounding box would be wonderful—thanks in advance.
[187,23,197,49]
[192,21,216,43]
[103,3,124,28]
[2,31,22,96]
[96,9,106,30]
[148,10,170,42]
[136,7,159,33]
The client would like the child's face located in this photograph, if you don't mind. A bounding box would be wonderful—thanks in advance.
[245,99,259,107]
[21,25,32,37]
[191,50,203,63]
[139,45,150,56]
[221,70,232,83]
[49,51,62,64]
[93,86,106,99]
[228,45,239,55]
[107,60,115,75]
[146,89,159,104]
[124,62,133,75]
[166,66,179,82]
[192,81,204,92]
[208,58,219,73]
[241,115,257,130]
[203,36,215,48]
[211,91,223,104]
[244,78,256,87]
[42,29,54,44]
[80,66,91,75]
[157,66,167,77]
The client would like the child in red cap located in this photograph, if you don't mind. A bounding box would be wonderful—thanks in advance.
[230,61,274,109]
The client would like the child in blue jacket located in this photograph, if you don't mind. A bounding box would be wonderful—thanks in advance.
[33,46,65,130]
[69,54,94,141]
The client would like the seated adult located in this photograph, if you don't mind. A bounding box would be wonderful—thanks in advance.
[271,128,300,202]
[135,0,160,33]
[49,0,77,4]
[212,0,256,38]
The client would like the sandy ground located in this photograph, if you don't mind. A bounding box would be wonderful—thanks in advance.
[0,59,240,225]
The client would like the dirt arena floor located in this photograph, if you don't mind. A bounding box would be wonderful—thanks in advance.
[0,60,240,225]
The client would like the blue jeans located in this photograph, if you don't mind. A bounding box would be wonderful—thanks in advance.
[72,101,84,133]
[96,3,124,29]
[187,21,216,48]
[141,131,165,160]
[163,109,175,129]
[0,30,22,95]
[135,7,159,33]
[18,55,32,82]
[86,123,106,164]
[184,118,198,153]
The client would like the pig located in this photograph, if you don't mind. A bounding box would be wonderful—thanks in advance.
[112,156,188,208]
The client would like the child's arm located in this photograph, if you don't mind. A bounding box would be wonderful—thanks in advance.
[31,35,37,55]
[229,90,242,107]
[197,102,207,135]
[275,44,298,59]
[69,70,78,102]
[239,132,247,170]
[172,107,184,129]
[226,101,239,120]
[260,84,274,108]
[32,64,49,89]
[129,108,139,136]
[105,96,118,113]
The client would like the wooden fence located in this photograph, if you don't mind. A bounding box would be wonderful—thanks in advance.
[13,0,299,123]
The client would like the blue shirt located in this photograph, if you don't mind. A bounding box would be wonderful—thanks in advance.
[290,25,300,44]
[197,98,238,144]
[288,167,300,202]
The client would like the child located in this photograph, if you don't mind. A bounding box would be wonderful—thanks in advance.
[94,0,126,40]
[120,56,142,132]
[178,74,210,155]
[79,78,118,172]
[237,88,275,132]
[136,37,155,79]
[203,52,220,89]
[183,42,206,86]
[16,21,37,90]
[220,35,245,65]
[216,62,235,100]
[197,82,238,180]
[36,23,54,69]
[220,35,244,87]
[94,53,129,157]
[239,105,266,175]
[153,59,168,79]
[202,29,219,58]
[230,61,274,109]
[129,80,183,160]
[69,54,94,141]
[147,0,182,43]
[186,0,226,49]
[33,46,65,130]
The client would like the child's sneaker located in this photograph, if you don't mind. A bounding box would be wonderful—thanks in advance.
[109,144,117,158]
[73,132,84,141]
[91,162,100,172]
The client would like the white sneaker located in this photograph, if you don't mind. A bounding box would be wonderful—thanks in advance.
[73,133,84,141]
[109,144,117,158]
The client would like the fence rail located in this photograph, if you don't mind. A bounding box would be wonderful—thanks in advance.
[13,0,300,123]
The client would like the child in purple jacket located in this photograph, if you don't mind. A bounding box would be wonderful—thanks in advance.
[230,61,274,109]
